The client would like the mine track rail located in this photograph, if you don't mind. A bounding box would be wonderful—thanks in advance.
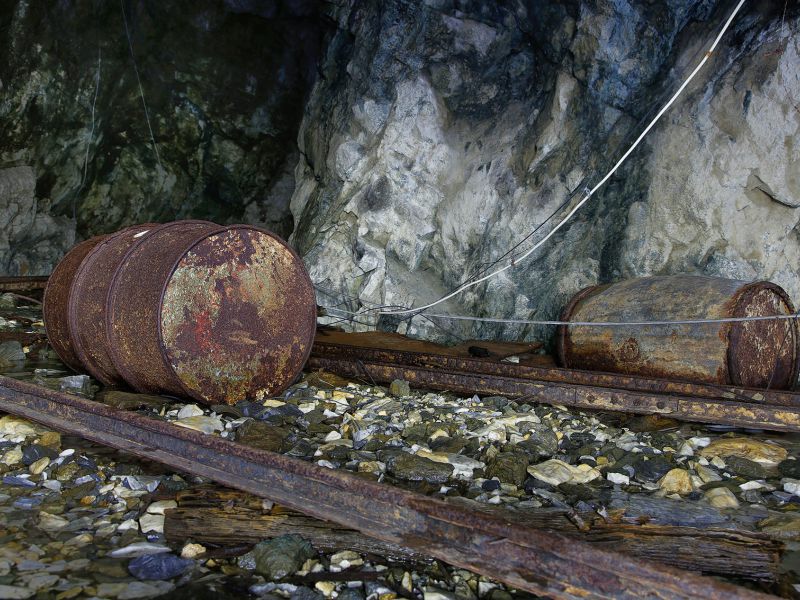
[0,276,49,293]
[310,340,800,433]
[0,375,775,600]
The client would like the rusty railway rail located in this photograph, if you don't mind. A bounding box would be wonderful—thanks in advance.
[0,375,774,600]
[308,354,800,433]
[311,338,800,407]
[0,276,49,293]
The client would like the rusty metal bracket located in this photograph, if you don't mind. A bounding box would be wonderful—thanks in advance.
[0,375,773,600]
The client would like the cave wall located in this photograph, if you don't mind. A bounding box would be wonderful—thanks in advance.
[290,0,800,342]
[0,0,326,274]
[2,0,799,346]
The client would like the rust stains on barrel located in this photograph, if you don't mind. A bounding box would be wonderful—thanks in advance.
[556,276,799,389]
[42,235,107,372]
[67,224,157,386]
[106,222,316,405]
[159,226,317,405]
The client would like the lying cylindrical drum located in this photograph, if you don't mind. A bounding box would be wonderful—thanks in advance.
[556,275,799,389]
[44,220,317,405]
[43,235,108,373]
[67,223,159,386]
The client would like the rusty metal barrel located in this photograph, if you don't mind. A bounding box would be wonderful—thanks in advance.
[44,220,317,405]
[68,223,159,386]
[556,275,799,389]
[43,235,108,372]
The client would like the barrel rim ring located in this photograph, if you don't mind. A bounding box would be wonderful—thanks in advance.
[155,224,317,404]
[68,224,157,385]
[105,220,221,395]
[43,235,109,373]
[728,280,799,390]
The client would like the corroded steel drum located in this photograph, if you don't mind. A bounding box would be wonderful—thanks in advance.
[67,223,161,386]
[43,235,108,372]
[556,275,799,389]
[43,220,317,405]
[105,222,317,405]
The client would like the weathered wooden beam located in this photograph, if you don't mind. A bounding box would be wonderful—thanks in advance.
[164,488,781,583]
[0,375,775,600]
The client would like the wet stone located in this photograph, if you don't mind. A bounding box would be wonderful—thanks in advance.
[515,424,558,461]
[699,438,787,465]
[430,436,470,454]
[99,391,170,411]
[3,475,35,488]
[0,341,25,365]
[261,403,305,425]
[292,587,325,600]
[389,379,411,397]
[633,455,673,483]
[486,453,528,487]
[386,452,454,483]
[128,553,193,580]
[236,421,289,452]
[21,444,57,466]
[724,456,776,480]
[252,534,316,579]
[658,469,693,496]
[482,479,501,492]
[778,459,800,479]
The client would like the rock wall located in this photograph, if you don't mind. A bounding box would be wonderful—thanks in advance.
[0,166,75,275]
[290,0,800,343]
[2,0,798,347]
[0,0,326,274]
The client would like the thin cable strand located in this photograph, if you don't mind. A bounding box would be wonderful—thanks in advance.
[322,305,799,327]
[120,0,161,168]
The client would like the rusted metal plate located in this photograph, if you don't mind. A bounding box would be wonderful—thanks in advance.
[311,334,800,408]
[159,226,316,405]
[0,374,774,600]
[68,224,157,386]
[307,356,800,433]
[42,235,108,372]
[106,221,222,397]
[556,276,799,389]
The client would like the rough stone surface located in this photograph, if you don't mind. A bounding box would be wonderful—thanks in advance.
[0,167,74,275]
[0,1,327,274]
[290,1,800,342]
[252,534,315,580]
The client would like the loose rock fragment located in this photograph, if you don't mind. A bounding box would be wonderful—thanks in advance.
[658,469,693,495]
[252,534,316,579]
[699,438,787,465]
[526,460,601,486]
[128,553,193,580]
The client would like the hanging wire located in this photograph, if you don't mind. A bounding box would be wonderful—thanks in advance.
[120,0,161,168]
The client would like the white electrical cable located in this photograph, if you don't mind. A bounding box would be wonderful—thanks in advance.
[322,304,799,327]
[378,0,747,317]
